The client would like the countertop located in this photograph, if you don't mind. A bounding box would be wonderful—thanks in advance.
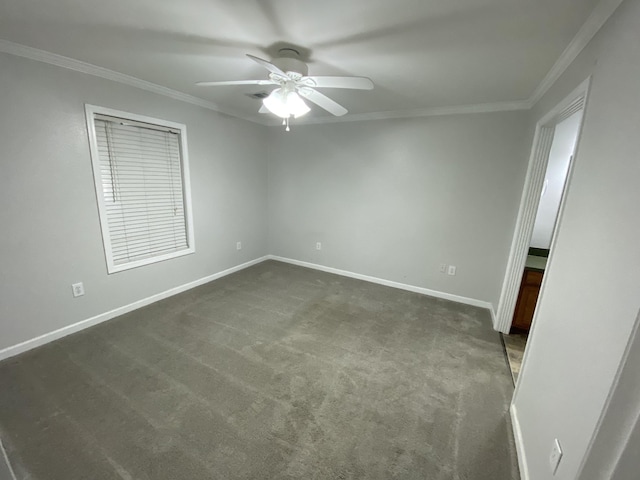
[525,255,547,271]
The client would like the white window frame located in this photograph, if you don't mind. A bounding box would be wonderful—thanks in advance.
[85,104,195,274]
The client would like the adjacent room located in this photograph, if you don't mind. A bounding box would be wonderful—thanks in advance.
[1,1,639,479]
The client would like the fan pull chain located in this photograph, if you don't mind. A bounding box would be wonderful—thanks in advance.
[285,116,291,132]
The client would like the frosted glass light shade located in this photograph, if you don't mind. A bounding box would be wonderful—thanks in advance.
[263,89,289,118]
[287,92,311,118]
[263,88,310,119]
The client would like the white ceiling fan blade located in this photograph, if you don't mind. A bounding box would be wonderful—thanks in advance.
[196,79,275,86]
[246,54,287,77]
[298,88,348,116]
[301,76,374,90]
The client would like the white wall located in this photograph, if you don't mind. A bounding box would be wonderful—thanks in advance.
[512,0,640,478]
[268,113,530,308]
[578,310,640,480]
[529,110,582,249]
[611,413,640,480]
[0,52,269,352]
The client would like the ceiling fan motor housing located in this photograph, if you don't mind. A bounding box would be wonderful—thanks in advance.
[272,57,308,77]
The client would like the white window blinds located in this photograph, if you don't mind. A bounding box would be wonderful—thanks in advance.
[87,106,194,273]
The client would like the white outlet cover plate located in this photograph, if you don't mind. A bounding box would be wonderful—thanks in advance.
[447,265,457,275]
[316,242,322,250]
[72,282,85,297]
[550,438,563,474]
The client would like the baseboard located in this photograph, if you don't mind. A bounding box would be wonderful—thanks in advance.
[267,255,494,313]
[510,404,529,480]
[490,305,498,328]
[1,254,496,361]
[0,256,269,361]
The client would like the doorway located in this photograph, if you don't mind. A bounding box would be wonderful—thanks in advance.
[496,79,591,383]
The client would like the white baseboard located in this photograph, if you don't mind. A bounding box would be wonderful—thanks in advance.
[510,404,529,480]
[0,256,269,361]
[1,254,497,361]
[490,305,498,327]
[267,255,495,313]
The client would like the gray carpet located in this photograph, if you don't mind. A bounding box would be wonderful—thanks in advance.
[0,260,519,479]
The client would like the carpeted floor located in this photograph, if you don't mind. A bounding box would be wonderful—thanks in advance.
[502,333,528,384]
[0,260,519,480]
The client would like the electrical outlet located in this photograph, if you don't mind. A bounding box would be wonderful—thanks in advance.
[439,263,447,273]
[447,265,457,276]
[549,438,563,475]
[316,242,322,251]
[236,241,242,250]
[72,282,85,297]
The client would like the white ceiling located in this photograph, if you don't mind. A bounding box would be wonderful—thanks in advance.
[0,0,602,123]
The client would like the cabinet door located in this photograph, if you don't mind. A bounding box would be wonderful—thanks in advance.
[511,269,543,332]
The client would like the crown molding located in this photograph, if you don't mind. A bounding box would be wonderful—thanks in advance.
[0,39,269,125]
[0,0,623,126]
[528,0,624,106]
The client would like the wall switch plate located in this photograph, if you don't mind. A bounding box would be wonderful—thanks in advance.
[316,242,322,250]
[236,241,242,250]
[72,282,85,297]
[549,438,563,475]
[439,263,447,273]
[447,265,457,276]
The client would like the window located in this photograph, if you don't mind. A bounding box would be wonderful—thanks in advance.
[85,105,195,273]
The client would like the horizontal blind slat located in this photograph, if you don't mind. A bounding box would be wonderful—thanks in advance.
[113,246,185,264]
[112,240,188,258]
[111,235,188,251]
[111,232,187,247]
[110,224,186,242]
[108,221,187,236]
[113,247,184,265]
[110,232,187,247]
[106,211,185,222]
[104,201,184,209]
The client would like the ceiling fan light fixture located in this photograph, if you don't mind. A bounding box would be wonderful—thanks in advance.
[263,88,310,119]
[263,88,289,118]
[198,52,374,120]
[288,92,311,118]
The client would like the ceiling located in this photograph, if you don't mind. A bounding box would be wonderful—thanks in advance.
[0,0,603,124]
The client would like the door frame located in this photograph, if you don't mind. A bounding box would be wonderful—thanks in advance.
[494,77,591,333]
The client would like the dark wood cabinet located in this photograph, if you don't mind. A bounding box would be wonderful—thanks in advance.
[511,268,544,332]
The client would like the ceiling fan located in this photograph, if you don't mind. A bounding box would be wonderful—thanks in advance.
[196,47,374,130]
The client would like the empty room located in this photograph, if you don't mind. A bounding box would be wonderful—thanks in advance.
[1,0,639,479]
